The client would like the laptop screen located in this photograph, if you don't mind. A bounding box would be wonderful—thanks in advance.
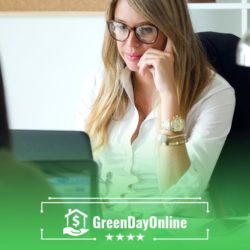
[10,130,93,161]
[34,159,98,198]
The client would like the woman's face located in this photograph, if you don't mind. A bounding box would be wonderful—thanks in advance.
[114,0,167,72]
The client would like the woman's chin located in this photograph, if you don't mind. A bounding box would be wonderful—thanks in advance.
[126,62,139,72]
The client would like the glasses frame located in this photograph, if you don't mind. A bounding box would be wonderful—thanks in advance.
[107,20,159,44]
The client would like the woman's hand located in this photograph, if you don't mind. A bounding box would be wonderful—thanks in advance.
[137,39,176,97]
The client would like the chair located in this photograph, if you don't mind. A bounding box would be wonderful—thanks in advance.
[198,31,250,217]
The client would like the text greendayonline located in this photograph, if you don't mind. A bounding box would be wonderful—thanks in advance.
[93,216,188,231]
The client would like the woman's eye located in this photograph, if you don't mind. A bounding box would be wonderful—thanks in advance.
[115,23,127,31]
[139,26,155,34]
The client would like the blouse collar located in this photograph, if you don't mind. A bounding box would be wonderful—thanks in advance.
[120,67,157,120]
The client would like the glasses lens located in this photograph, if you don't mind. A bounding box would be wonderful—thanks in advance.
[108,21,129,42]
[136,25,158,43]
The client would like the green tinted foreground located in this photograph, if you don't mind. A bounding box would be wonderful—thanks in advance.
[0,150,249,250]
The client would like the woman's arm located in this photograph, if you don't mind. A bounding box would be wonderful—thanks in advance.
[138,39,191,192]
[138,39,235,195]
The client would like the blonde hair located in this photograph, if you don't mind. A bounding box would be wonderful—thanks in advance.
[86,0,213,149]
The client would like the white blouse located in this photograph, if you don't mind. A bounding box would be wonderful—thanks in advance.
[75,67,235,204]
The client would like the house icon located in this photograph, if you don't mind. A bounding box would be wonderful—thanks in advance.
[63,209,89,236]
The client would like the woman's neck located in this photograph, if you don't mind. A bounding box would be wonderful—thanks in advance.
[132,72,156,99]
[132,72,156,116]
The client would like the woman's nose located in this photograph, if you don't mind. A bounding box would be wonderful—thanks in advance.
[126,30,140,47]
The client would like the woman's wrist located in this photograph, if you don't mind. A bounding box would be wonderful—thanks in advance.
[159,87,177,100]
[160,93,180,120]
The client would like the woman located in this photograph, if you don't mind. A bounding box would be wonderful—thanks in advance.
[76,0,235,213]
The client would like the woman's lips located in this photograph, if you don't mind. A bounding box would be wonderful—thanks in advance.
[125,53,142,62]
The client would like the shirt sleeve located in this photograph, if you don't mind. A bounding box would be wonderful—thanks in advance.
[161,75,236,200]
[75,72,102,132]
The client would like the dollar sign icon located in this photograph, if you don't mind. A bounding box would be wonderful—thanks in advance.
[73,215,80,228]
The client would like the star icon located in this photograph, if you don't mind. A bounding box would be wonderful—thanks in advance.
[105,233,113,241]
[116,233,124,241]
[127,233,135,241]
[136,233,144,241]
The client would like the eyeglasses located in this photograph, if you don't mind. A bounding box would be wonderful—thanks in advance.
[107,20,159,44]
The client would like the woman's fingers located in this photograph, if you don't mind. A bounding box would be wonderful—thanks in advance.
[164,38,173,53]
[138,53,168,76]
[137,39,174,80]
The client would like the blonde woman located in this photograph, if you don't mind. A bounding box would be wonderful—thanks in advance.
[76,0,235,213]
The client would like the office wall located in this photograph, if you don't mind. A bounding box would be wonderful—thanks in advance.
[0,14,105,130]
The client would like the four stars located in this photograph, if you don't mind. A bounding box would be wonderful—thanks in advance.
[105,233,144,241]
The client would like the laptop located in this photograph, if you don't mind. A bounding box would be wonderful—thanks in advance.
[10,129,98,198]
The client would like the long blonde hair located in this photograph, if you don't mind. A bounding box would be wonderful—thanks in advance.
[86,0,213,149]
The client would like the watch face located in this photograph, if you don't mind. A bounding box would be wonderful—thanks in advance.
[171,117,184,132]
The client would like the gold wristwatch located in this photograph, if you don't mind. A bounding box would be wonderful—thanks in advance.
[161,115,185,133]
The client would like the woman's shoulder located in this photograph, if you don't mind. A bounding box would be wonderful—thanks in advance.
[75,67,105,131]
[187,71,236,119]
[198,71,235,101]
[211,71,234,89]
